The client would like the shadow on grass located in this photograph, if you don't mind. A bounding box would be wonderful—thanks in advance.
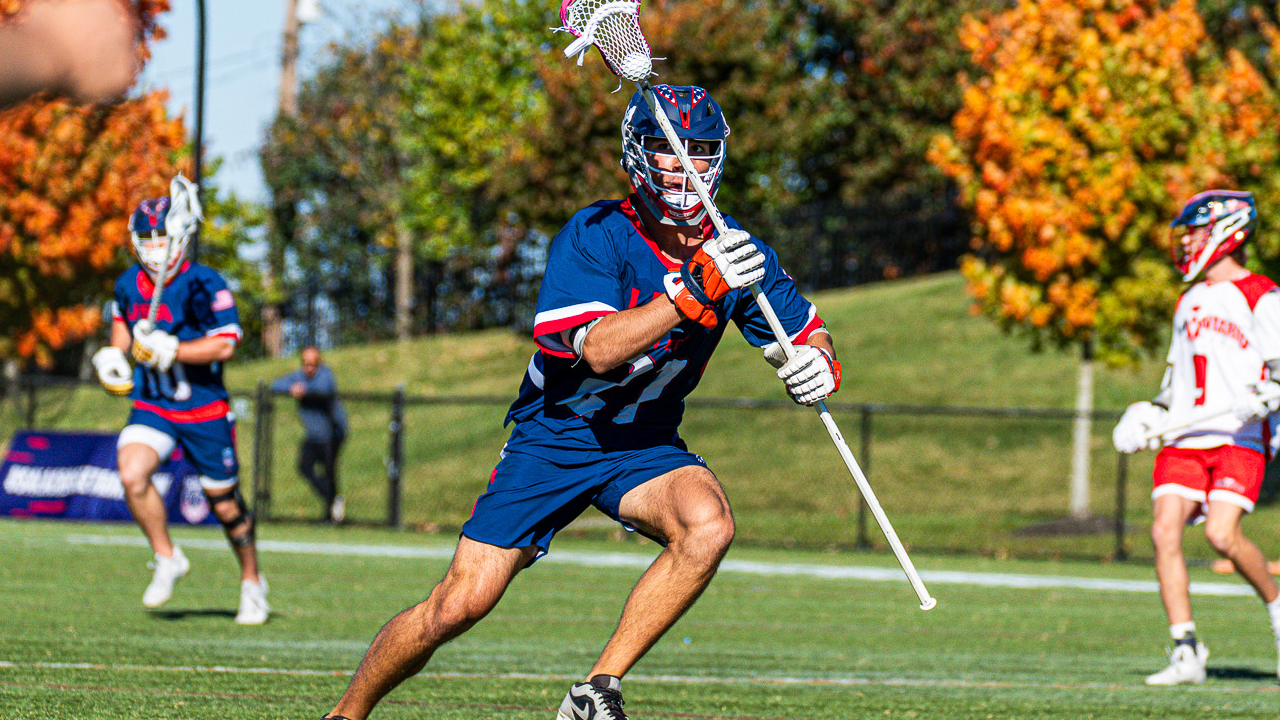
[148,608,238,620]
[1207,666,1279,682]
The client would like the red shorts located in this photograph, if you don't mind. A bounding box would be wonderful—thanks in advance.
[1152,445,1264,513]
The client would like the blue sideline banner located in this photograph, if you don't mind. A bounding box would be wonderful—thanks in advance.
[0,430,216,525]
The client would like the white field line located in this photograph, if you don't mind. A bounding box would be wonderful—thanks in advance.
[3,659,1278,696]
[65,533,1256,598]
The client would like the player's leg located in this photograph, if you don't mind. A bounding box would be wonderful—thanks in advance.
[117,441,170,553]
[1200,447,1280,677]
[116,422,189,608]
[201,478,269,625]
[1203,501,1279,601]
[1147,447,1211,685]
[592,463,733,678]
[180,413,269,623]
[1147,491,1210,685]
[1151,492,1199,626]
[327,537,537,720]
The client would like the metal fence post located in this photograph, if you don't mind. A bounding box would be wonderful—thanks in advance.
[1115,451,1128,561]
[251,380,271,521]
[24,378,36,428]
[857,404,872,549]
[387,384,405,528]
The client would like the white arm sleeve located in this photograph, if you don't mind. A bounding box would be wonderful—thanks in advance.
[1252,290,1280,362]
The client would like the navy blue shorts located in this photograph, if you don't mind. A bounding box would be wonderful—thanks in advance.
[461,421,707,561]
[121,407,239,487]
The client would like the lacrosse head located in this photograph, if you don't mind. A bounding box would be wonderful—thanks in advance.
[166,173,204,240]
[558,0,652,83]
[1169,190,1256,281]
[622,84,728,226]
[130,196,190,283]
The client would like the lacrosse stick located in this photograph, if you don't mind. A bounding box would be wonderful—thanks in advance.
[555,0,936,611]
[1142,384,1280,443]
[146,174,203,324]
[144,174,200,401]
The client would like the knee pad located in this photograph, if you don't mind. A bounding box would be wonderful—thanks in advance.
[205,487,255,547]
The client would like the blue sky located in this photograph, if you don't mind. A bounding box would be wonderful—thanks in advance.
[137,0,414,205]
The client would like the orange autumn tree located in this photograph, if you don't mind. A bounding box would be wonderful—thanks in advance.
[928,0,1280,517]
[0,0,186,367]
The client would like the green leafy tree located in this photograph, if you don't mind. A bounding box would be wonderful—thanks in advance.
[262,21,423,341]
[196,160,269,358]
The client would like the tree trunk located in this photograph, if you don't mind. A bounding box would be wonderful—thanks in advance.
[260,259,283,358]
[1070,339,1094,519]
[395,220,413,342]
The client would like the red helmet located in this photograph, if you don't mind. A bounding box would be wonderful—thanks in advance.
[1169,190,1257,281]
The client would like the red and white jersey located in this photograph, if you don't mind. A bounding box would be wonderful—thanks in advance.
[1164,272,1280,452]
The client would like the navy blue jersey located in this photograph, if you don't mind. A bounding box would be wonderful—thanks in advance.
[112,262,242,420]
[509,196,823,449]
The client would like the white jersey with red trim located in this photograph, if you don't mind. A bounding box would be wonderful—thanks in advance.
[1164,272,1280,452]
[111,262,242,416]
[506,196,824,449]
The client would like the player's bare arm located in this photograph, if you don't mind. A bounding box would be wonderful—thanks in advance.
[110,318,130,352]
[579,297,682,373]
[174,336,236,364]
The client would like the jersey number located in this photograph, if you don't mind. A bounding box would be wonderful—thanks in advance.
[561,359,687,422]
[1192,354,1207,407]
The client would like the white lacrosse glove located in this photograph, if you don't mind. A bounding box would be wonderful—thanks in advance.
[1232,381,1280,423]
[763,342,842,406]
[131,320,179,371]
[165,174,203,240]
[91,346,133,397]
[1112,401,1168,454]
[702,229,766,290]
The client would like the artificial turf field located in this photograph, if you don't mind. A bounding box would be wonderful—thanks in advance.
[2,519,1278,719]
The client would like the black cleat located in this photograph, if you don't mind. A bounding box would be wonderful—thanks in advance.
[556,674,627,720]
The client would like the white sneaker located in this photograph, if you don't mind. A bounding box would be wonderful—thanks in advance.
[235,576,270,625]
[1145,642,1208,685]
[556,675,627,720]
[330,495,346,523]
[142,546,190,608]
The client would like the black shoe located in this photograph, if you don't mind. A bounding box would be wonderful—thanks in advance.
[556,675,627,720]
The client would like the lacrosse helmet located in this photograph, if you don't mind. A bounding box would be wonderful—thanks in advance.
[130,197,190,283]
[1170,190,1257,281]
[622,84,729,226]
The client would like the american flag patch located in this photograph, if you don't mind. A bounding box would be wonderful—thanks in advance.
[212,289,235,311]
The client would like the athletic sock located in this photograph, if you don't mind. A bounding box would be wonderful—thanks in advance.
[1266,598,1280,643]
[1170,621,1197,648]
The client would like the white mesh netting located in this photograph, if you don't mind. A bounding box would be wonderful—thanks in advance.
[556,0,652,84]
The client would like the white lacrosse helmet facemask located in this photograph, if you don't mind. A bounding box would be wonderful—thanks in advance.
[621,85,728,226]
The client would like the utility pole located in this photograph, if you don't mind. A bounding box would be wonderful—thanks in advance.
[262,0,305,357]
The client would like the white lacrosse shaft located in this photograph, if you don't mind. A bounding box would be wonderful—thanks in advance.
[146,221,177,325]
[146,174,199,324]
[1142,384,1280,443]
[640,86,936,611]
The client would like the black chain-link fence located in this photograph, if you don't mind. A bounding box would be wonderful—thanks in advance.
[10,376,1278,562]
